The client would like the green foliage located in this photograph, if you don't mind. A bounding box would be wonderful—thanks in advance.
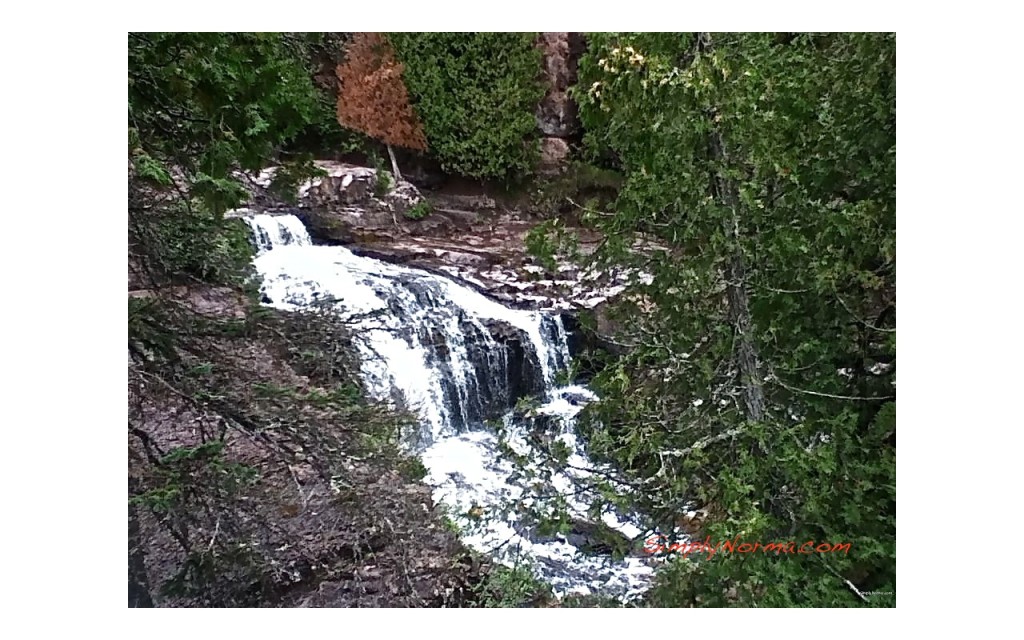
[403,200,432,221]
[131,442,258,515]
[442,516,461,535]
[129,32,321,208]
[474,562,552,608]
[129,32,326,287]
[128,34,325,296]
[389,33,544,182]
[134,152,173,186]
[524,217,581,272]
[372,154,394,196]
[549,32,896,607]
[397,455,429,482]
[527,162,624,215]
[128,297,177,361]
[152,205,254,284]
[160,545,259,600]
[437,504,462,535]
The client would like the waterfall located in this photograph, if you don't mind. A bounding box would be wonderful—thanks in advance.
[248,213,312,254]
[244,214,655,599]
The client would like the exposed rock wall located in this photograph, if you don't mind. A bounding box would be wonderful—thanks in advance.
[536,33,586,174]
[229,161,649,313]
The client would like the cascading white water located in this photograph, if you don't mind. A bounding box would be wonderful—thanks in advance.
[244,214,655,599]
[248,213,312,254]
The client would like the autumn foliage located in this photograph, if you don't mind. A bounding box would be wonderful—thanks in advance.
[336,33,427,152]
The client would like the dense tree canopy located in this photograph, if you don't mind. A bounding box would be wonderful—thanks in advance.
[561,32,896,606]
[128,32,331,285]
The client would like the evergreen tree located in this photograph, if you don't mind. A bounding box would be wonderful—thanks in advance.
[559,32,896,607]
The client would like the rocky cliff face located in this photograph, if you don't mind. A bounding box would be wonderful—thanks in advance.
[536,33,584,138]
[535,33,586,175]
[231,161,643,313]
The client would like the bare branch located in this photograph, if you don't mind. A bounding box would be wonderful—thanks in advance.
[658,427,746,458]
[819,557,869,604]
[770,372,895,402]
[833,288,896,333]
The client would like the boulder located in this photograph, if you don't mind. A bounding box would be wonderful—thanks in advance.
[538,137,571,175]
[384,180,426,219]
[522,517,634,558]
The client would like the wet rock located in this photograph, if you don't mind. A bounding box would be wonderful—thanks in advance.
[481,319,546,407]
[519,517,634,558]
[560,390,593,406]
[563,519,627,555]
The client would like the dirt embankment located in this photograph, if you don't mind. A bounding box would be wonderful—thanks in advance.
[129,286,488,607]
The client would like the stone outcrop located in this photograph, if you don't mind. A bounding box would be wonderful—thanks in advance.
[230,161,646,312]
[538,138,571,176]
[535,32,586,174]
[238,162,433,234]
[536,32,585,138]
[480,318,546,407]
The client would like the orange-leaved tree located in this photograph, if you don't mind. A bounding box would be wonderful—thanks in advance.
[336,32,427,181]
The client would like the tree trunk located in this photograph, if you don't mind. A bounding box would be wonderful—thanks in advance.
[386,144,402,182]
[697,31,766,423]
[724,244,766,421]
[711,127,766,422]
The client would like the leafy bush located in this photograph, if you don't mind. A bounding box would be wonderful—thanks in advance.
[389,33,544,182]
[154,206,254,284]
[129,32,321,208]
[372,153,394,196]
[474,562,551,607]
[403,201,431,221]
[396,455,428,482]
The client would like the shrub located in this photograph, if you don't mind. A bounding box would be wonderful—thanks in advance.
[474,562,551,607]
[403,200,431,221]
[336,33,428,153]
[389,33,544,182]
